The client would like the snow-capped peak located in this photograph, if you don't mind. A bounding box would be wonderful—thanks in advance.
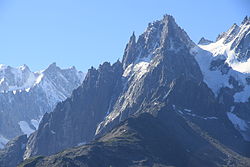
[198,17,250,73]
[18,64,30,71]
[122,14,195,69]
[0,63,84,93]
[193,16,250,103]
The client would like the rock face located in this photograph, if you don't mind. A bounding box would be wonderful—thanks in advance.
[2,14,250,167]
[19,112,250,167]
[96,14,203,136]
[24,61,123,158]
[0,63,84,148]
[198,37,213,45]
[0,135,28,167]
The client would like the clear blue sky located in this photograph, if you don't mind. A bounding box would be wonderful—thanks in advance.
[0,0,249,72]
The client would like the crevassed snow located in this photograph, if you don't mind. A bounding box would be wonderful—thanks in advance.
[18,121,35,136]
[227,112,248,131]
[192,20,250,102]
[0,135,9,149]
[193,45,250,102]
[197,21,250,73]
[191,46,233,95]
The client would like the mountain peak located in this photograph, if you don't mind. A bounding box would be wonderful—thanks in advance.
[48,62,57,68]
[157,14,195,49]
[242,16,250,25]
[122,14,195,69]
[162,14,175,23]
[198,37,213,45]
[122,32,137,69]
[44,62,60,74]
[216,23,240,43]
[19,64,30,72]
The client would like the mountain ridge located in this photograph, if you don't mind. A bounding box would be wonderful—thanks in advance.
[0,63,84,148]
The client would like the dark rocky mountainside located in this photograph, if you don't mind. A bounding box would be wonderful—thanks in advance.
[0,135,28,167]
[19,112,250,167]
[24,61,123,158]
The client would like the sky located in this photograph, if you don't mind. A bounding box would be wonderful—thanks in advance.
[0,0,249,72]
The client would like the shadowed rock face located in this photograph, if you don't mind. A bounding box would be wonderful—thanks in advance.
[19,112,250,167]
[0,135,28,167]
[24,61,123,158]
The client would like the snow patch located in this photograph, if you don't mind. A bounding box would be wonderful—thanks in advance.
[31,119,39,130]
[122,57,151,79]
[184,109,192,112]
[227,112,248,131]
[77,142,86,146]
[0,135,9,149]
[51,130,56,134]
[18,121,35,136]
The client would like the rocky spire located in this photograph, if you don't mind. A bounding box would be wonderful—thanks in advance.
[198,37,213,45]
[122,15,195,69]
[122,32,137,69]
[242,16,249,25]
[216,23,240,43]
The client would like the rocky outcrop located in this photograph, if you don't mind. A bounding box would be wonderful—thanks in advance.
[198,37,213,45]
[0,135,28,167]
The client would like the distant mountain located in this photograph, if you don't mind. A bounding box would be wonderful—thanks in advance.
[0,63,84,148]
[2,15,250,167]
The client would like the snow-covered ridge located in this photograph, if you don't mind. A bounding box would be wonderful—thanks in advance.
[192,17,250,103]
[0,63,85,145]
[198,17,250,73]
[0,63,84,93]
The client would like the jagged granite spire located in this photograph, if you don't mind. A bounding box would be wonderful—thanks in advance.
[24,61,123,158]
[122,32,137,69]
[216,23,240,43]
[242,16,250,25]
[122,15,195,69]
